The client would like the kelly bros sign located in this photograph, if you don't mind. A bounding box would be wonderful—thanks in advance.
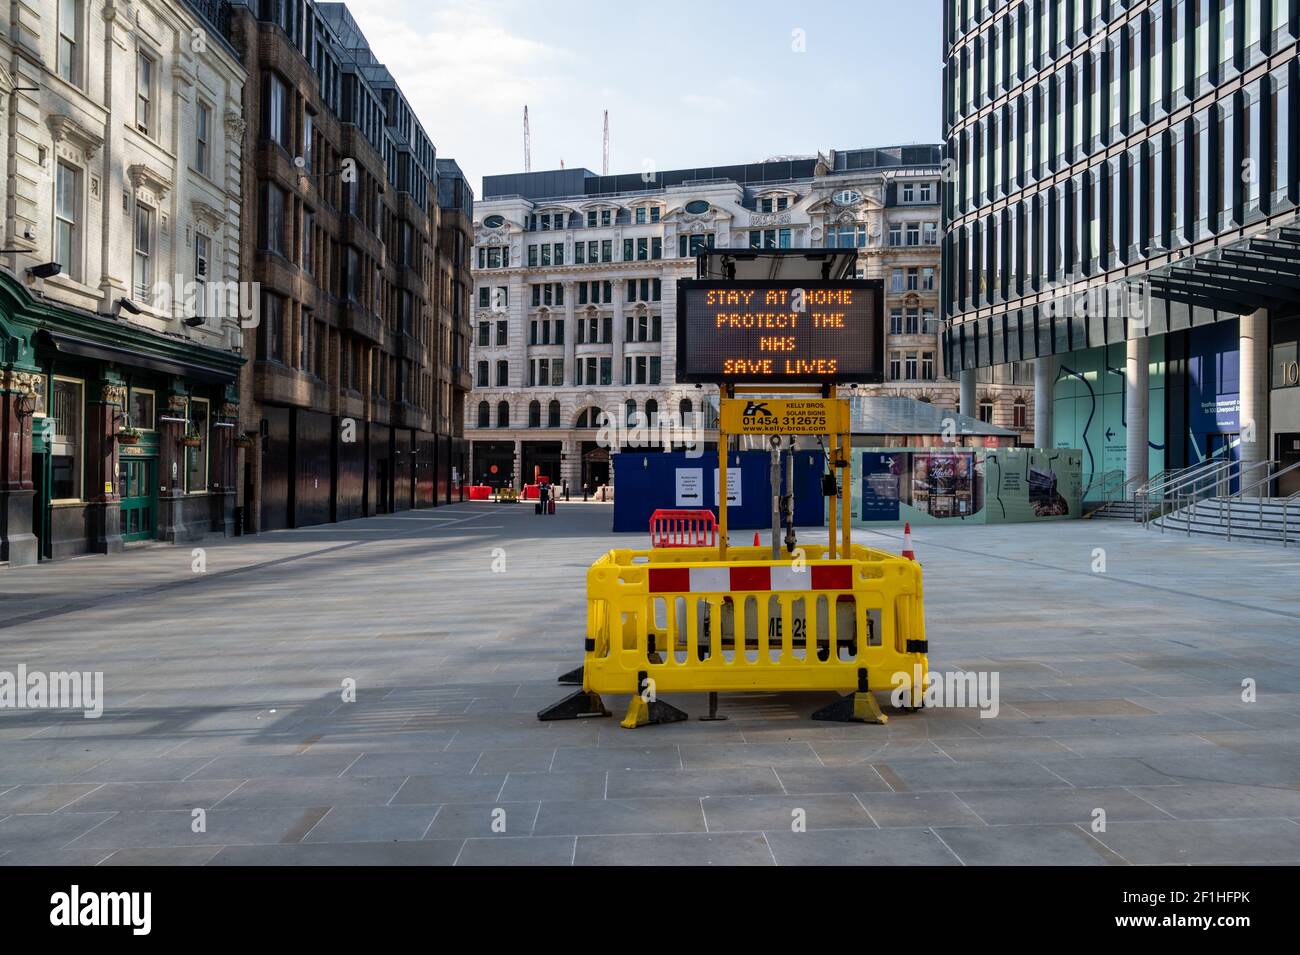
[675,279,883,384]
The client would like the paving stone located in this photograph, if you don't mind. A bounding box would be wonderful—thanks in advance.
[1090,819,1300,864]
[764,828,960,866]
[935,825,1124,865]
[457,835,576,866]
[952,788,1172,825]
[206,840,464,866]
[533,798,708,836]
[575,831,776,865]
[424,801,540,840]
[300,806,439,843]
[702,793,874,832]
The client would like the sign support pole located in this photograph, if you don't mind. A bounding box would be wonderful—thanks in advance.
[841,423,852,557]
[827,385,838,560]
[718,383,731,561]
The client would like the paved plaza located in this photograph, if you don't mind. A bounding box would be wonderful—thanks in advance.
[2,503,1300,866]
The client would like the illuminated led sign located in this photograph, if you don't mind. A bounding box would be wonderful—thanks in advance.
[675,279,883,383]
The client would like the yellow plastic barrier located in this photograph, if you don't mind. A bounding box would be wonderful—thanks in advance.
[494,487,520,503]
[540,542,929,728]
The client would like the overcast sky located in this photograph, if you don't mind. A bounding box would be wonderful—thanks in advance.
[345,0,943,197]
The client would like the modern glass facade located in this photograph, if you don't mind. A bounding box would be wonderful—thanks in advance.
[943,0,1300,487]
[943,0,1298,367]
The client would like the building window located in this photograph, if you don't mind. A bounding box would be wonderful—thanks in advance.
[921,352,935,380]
[528,400,541,428]
[54,161,80,281]
[477,400,490,428]
[496,401,510,428]
[265,72,290,147]
[260,292,284,362]
[476,360,488,388]
[548,400,561,427]
[889,352,902,380]
[186,398,209,493]
[496,360,508,387]
[50,377,83,501]
[979,400,994,423]
[58,0,81,86]
[129,389,155,430]
[196,101,212,177]
[261,184,286,255]
[1013,400,1028,429]
[136,50,155,135]
[133,202,154,301]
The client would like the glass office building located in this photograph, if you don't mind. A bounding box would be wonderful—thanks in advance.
[942,0,1300,494]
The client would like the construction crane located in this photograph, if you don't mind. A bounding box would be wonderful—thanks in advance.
[602,110,609,175]
[523,105,531,172]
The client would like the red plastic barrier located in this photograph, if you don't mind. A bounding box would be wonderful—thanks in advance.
[649,509,718,548]
[523,484,540,500]
[468,485,492,500]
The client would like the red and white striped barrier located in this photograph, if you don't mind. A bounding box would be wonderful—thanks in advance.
[647,564,853,594]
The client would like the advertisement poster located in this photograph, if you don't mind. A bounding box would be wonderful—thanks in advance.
[713,468,742,506]
[674,468,704,507]
[860,452,902,521]
[912,451,975,518]
[983,449,1082,522]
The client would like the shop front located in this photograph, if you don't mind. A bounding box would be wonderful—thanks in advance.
[0,275,242,565]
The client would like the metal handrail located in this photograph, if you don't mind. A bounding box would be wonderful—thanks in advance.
[1142,458,1229,500]
[1086,472,1150,520]
[1144,459,1236,530]
[1284,488,1300,548]
[1081,468,1123,502]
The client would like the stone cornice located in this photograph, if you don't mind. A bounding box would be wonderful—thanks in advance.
[47,114,105,160]
[191,199,227,228]
[128,162,173,200]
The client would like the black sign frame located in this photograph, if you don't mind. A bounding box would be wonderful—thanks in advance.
[675,278,885,384]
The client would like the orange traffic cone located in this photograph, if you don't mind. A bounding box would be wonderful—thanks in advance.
[753,531,760,546]
[901,522,916,561]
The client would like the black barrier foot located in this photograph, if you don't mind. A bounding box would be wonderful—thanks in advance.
[811,667,888,725]
[557,665,584,686]
[811,691,888,724]
[620,695,689,728]
[537,690,610,721]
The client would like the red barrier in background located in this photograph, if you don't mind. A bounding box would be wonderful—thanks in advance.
[649,509,718,548]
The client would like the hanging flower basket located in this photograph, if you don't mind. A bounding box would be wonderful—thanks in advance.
[116,428,142,446]
[181,431,202,448]
[233,432,255,450]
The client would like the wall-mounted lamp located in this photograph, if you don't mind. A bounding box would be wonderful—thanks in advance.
[15,393,36,418]
[27,262,61,280]
[114,298,144,318]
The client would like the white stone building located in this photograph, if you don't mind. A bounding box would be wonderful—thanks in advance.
[468,146,1034,492]
[0,0,245,346]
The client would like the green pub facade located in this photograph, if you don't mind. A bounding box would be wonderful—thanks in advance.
[1,274,243,565]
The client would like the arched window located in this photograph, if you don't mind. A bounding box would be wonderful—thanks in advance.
[497,401,510,428]
[1013,399,1028,429]
[645,398,658,428]
[548,400,561,428]
[477,400,490,429]
[978,400,994,424]
[528,400,541,428]
[624,399,637,427]
[576,407,603,428]
[679,398,693,417]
